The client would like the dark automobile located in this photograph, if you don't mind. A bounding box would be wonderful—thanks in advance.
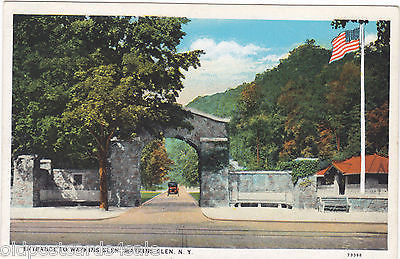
[167,182,179,196]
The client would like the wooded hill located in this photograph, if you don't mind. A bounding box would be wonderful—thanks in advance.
[187,39,389,170]
[187,84,245,118]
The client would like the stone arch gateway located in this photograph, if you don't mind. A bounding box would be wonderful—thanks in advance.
[108,108,231,207]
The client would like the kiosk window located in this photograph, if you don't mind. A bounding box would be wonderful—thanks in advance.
[73,174,83,185]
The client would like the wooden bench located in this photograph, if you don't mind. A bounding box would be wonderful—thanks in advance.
[318,197,350,212]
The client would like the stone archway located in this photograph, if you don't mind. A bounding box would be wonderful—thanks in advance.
[108,108,230,207]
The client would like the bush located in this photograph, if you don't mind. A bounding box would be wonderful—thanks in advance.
[275,159,319,184]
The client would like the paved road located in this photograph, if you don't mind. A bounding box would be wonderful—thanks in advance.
[10,187,387,249]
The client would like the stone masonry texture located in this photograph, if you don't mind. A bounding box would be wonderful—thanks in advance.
[293,176,318,209]
[11,155,38,207]
[109,109,229,207]
[199,139,230,207]
[348,197,388,212]
[228,171,294,203]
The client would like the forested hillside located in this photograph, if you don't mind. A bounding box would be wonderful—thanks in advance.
[188,38,389,170]
[12,15,389,183]
[186,84,245,118]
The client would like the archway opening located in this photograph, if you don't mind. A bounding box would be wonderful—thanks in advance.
[139,137,200,204]
[165,138,200,197]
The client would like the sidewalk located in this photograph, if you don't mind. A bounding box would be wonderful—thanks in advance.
[11,205,388,223]
[11,206,130,220]
[201,207,387,223]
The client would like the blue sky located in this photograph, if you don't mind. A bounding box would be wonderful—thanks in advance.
[177,19,377,104]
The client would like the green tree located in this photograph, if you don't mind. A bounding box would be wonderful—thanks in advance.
[12,15,97,167]
[61,16,203,210]
[165,138,199,187]
[317,62,361,159]
[187,83,245,118]
[141,139,173,190]
[13,15,203,210]
[275,41,330,160]
[230,83,264,168]
[366,101,389,154]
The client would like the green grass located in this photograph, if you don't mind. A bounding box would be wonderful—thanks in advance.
[141,191,161,203]
[189,192,200,201]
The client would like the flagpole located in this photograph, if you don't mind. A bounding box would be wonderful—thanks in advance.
[360,23,366,194]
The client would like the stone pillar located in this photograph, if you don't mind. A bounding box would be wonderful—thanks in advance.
[228,173,239,203]
[11,155,41,207]
[199,138,230,207]
[293,176,317,209]
[109,138,148,207]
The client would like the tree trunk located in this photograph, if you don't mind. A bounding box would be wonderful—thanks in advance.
[99,153,109,211]
[335,131,340,151]
[89,128,115,211]
[256,135,260,165]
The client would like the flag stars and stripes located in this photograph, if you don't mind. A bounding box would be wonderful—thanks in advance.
[329,28,360,63]
[328,24,367,194]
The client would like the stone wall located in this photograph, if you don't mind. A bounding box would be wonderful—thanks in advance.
[232,171,293,193]
[39,169,100,203]
[227,171,318,209]
[228,171,294,204]
[39,190,100,203]
[348,197,388,212]
[11,155,100,206]
[52,169,99,190]
[11,154,386,211]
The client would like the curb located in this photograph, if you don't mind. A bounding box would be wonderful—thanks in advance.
[10,211,126,221]
[10,208,130,221]
[186,192,200,207]
[200,209,388,225]
[139,190,167,207]
[10,216,121,221]
[11,191,166,221]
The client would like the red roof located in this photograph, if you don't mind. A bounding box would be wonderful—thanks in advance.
[316,154,388,176]
[316,166,331,176]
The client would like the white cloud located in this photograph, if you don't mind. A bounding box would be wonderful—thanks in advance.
[258,53,288,63]
[178,38,276,105]
[191,38,270,60]
[365,33,377,45]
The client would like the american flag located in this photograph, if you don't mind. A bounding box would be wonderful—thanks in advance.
[329,28,360,63]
